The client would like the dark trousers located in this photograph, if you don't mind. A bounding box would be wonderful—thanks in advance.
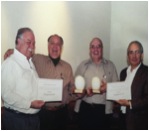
[2,108,40,130]
[39,106,68,130]
[78,101,106,130]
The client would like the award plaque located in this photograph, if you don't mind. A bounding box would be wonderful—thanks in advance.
[74,75,85,93]
[92,77,101,93]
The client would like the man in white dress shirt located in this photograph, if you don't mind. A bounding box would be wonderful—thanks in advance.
[1,27,45,130]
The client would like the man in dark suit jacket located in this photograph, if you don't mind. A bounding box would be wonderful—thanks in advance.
[117,41,148,130]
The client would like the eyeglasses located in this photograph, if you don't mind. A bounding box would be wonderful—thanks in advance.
[90,45,102,49]
[128,50,141,55]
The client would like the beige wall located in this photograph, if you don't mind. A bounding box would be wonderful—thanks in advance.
[110,1,148,76]
[1,1,148,76]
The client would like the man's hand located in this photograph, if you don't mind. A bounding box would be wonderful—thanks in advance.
[4,49,14,60]
[72,86,86,99]
[116,99,129,106]
[100,80,107,93]
[86,87,93,96]
[76,89,86,98]
[30,100,45,109]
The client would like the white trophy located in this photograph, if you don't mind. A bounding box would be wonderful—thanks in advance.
[92,77,101,93]
[74,75,85,93]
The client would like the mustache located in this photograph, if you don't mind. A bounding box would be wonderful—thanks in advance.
[28,48,34,53]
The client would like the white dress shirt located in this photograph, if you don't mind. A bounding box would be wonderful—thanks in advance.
[1,49,39,114]
[121,63,141,113]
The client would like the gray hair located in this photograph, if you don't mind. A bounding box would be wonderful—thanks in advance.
[15,27,33,45]
[90,37,103,48]
[47,34,63,45]
[127,40,143,55]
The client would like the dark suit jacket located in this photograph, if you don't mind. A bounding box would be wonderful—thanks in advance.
[120,63,148,130]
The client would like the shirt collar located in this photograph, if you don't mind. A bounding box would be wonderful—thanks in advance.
[14,49,33,69]
[14,48,28,61]
[127,63,141,73]
[48,56,63,66]
[84,57,107,65]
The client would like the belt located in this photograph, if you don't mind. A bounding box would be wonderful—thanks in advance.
[43,104,67,111]
[4,107,38,116]
[82,101,105,108]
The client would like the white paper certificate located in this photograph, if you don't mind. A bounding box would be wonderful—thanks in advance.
[107,82,131,100]
[38,78,63,102]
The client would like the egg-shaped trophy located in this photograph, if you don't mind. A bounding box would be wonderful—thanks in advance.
[92,77,101,93]
[74,75,85,93]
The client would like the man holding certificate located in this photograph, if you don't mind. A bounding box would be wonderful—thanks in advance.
[32,34,75,129]
[116,41,148,130]
[2,28,45,130]
[4,34,75,129]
